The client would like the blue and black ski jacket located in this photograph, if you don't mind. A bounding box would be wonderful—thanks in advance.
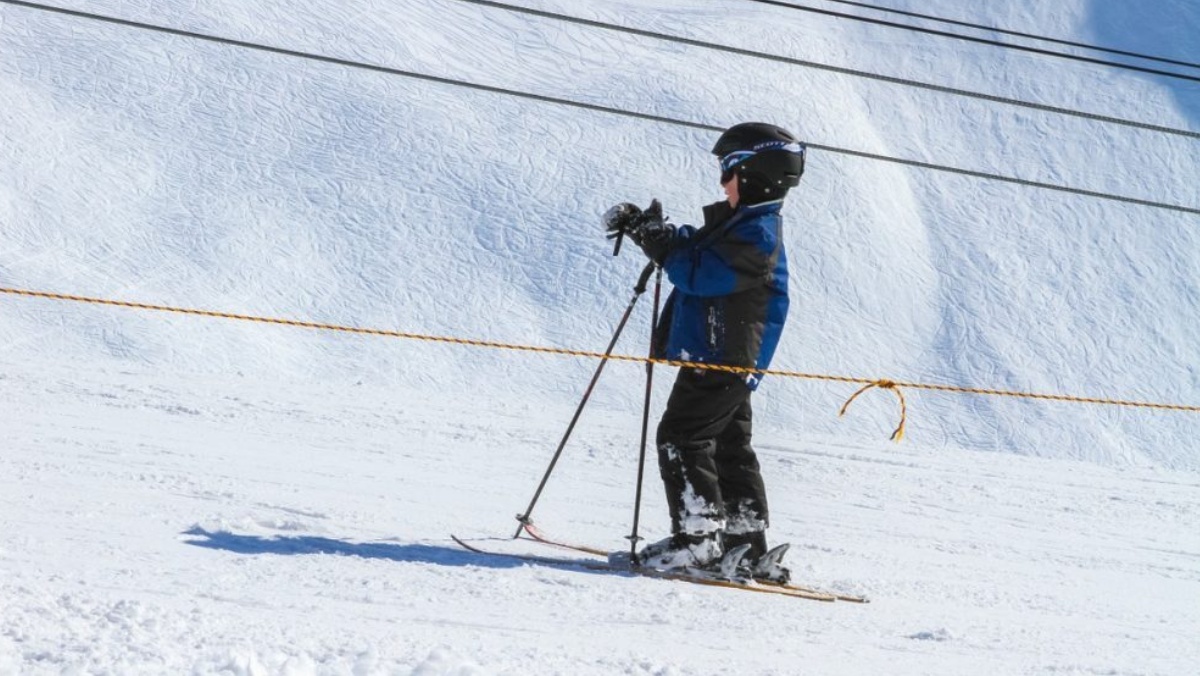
[654,199,790,389]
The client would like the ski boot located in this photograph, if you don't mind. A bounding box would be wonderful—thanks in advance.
[635,532,723,570]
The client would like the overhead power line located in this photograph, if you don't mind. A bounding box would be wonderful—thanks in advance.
[744,0,1200,84]
[2,0,1198,216]
[445,0,1199,141]
[819,0,1200,71]
[7,0,1200,142]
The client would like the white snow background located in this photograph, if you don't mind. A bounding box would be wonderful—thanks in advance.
[2,0,1199,673]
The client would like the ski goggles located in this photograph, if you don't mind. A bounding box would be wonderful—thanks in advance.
[718,142,807,183]
[718,150,756,183]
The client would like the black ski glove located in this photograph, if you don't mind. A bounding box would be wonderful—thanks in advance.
[630,199,673,264]
[602,199,674,264]
[602,202,644,239]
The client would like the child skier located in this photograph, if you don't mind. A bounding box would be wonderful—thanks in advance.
[603,122,805,582]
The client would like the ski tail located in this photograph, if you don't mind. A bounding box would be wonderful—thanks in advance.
[519,521,608,556]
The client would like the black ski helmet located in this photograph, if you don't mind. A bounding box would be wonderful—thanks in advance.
[712,122,806,204]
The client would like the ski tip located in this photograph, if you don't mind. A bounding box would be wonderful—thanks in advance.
[763,542,790,559]
[717,542,754,579]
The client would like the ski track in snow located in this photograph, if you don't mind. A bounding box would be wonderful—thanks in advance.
[2,362,1198,675]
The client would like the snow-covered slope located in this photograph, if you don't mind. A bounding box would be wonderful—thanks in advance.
[2,0,1199,673]
[3,360,1199,674]
[3,0,1198,467]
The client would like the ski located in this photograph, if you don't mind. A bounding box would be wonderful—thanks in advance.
[451,535,840,601]
[518,522,869,604]
[520,521,609,556]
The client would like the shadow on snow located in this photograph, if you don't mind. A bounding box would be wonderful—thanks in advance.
[180,526,610,577]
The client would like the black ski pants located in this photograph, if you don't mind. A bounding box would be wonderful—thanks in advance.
[656,367,769,536]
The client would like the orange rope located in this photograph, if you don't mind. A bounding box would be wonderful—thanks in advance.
[838,379,907,442]
[4,286,1198,430]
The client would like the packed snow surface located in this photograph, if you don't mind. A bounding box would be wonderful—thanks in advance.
[2,0,1199,673]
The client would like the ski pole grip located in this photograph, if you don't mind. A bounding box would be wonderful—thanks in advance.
[634,261,656,294]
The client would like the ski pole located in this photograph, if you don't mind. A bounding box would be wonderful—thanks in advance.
[625,264,663,563]
[514,261,657,538]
